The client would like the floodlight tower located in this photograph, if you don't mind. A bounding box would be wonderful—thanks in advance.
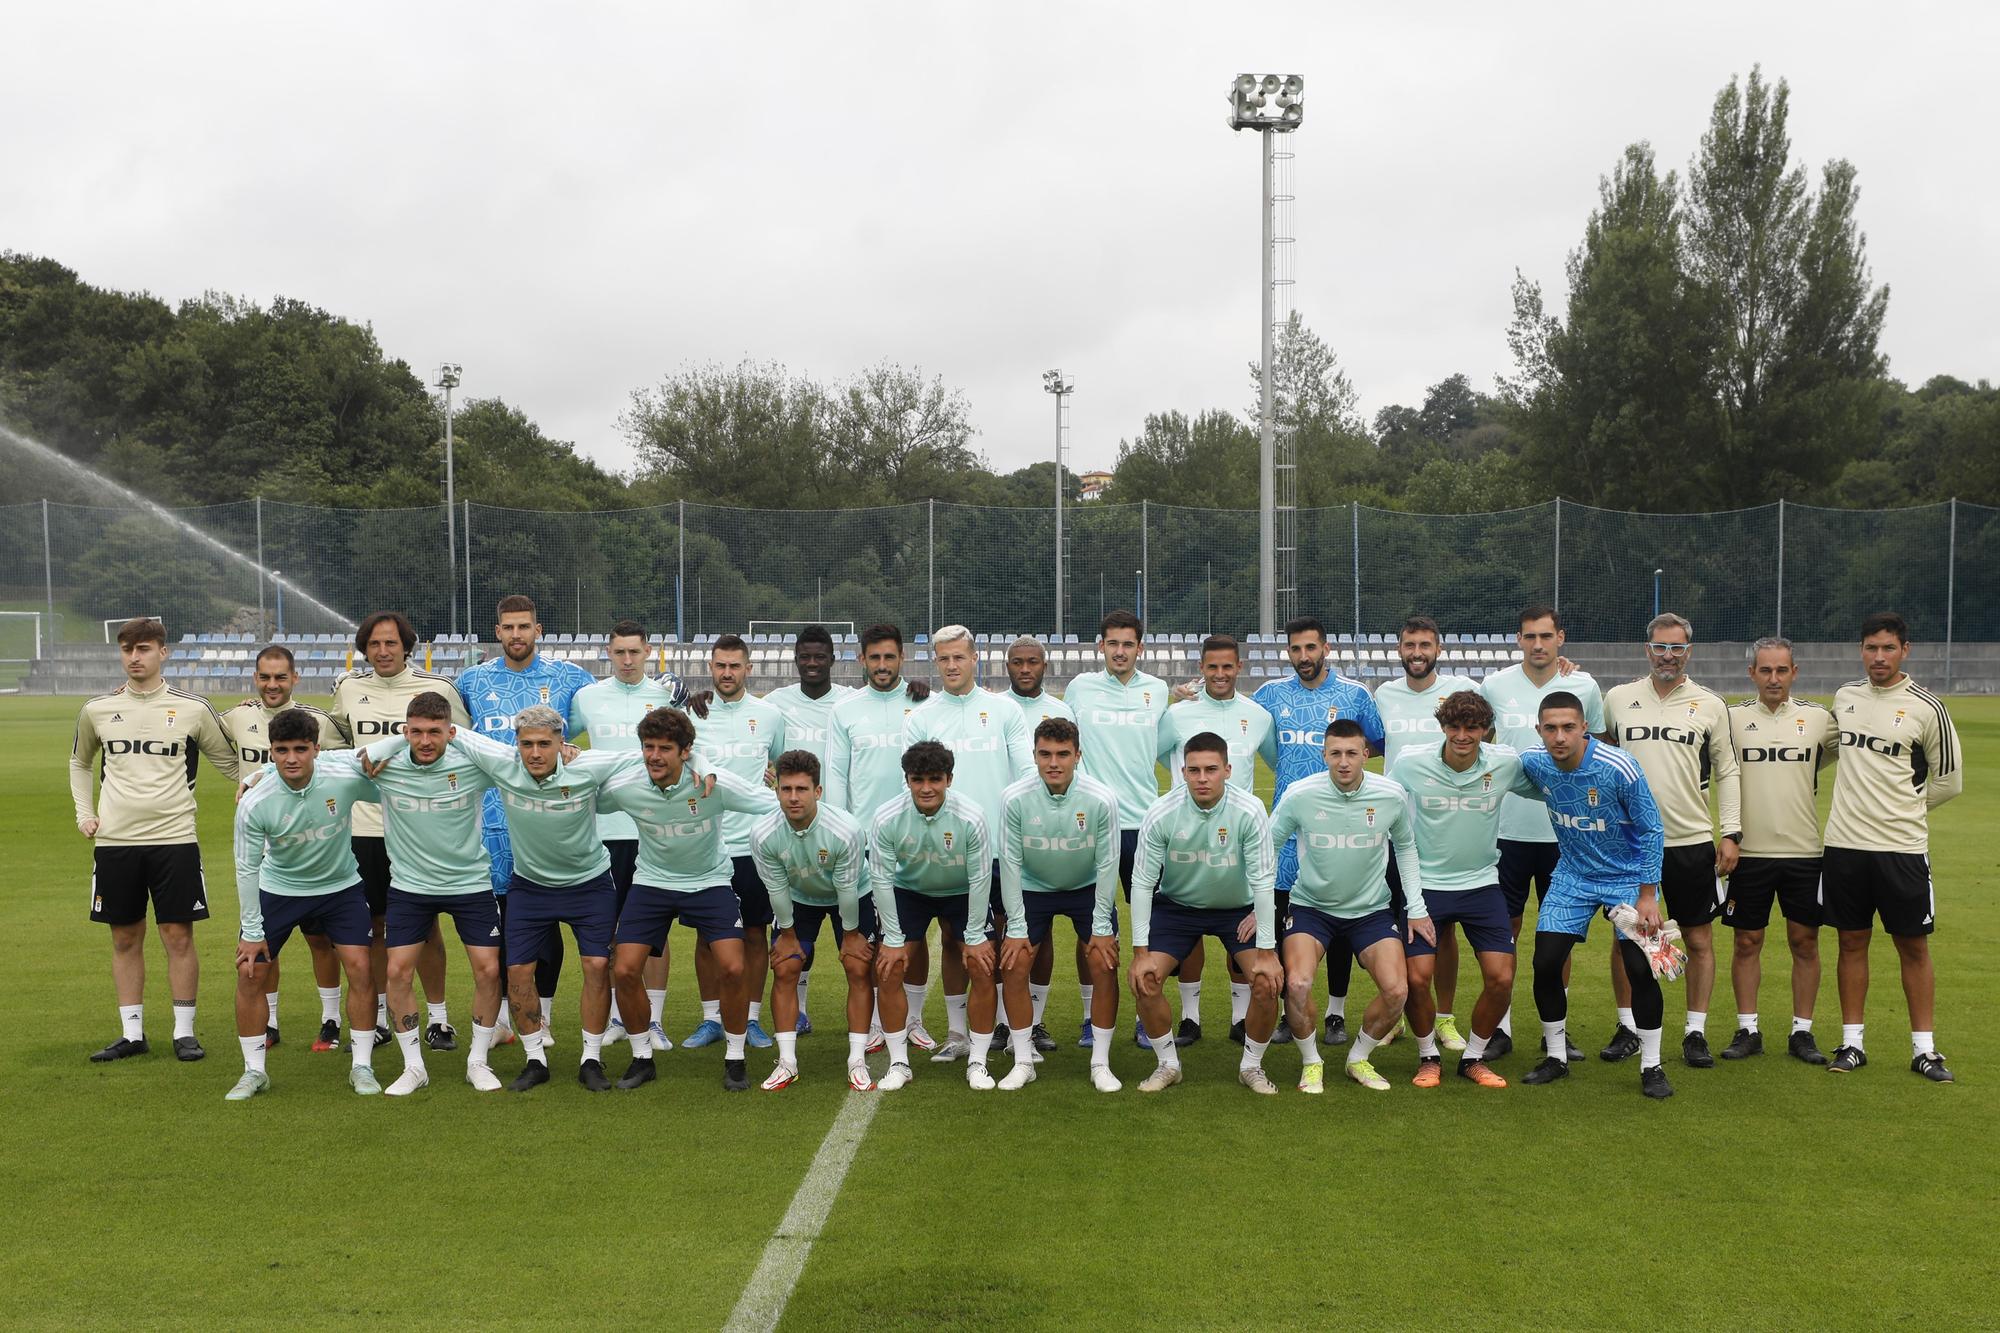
[437,362,463,635]
[1043,369,1074,637]
[1228,73,1303,636]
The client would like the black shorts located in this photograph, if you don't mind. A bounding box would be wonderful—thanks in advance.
[1118,828,1140,901]
[352,836,392,918]
[605,840,662,957]
[1723,857,1823,931]
[1497,840,1560,919]
[1661,843,1725,926]
[729,855,773,929]
[1822,847,1934,937]
[90,844,207,927]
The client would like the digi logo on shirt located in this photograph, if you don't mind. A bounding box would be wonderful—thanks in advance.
[1088,709,1154,728]
[638,816,714,838]
[1305,831,1383,850]
[701,741,771,761]
[352,719,407,737]
[1420,793,1500,814]
[505,792,587,816]
[389,793,471,813]
[1551,811,1607,832]
[1022,834,1094,852]
[851,732,904,751]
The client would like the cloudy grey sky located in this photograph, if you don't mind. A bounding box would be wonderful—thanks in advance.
[5,2,1995,478]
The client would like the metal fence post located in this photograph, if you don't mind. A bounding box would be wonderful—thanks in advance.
[1774,498,1785,639]
[255,496,267,639]
[1140,499,1149,625]
[463,500,473,634]
[42,497,55,631]
[676,499,686,643]
[1552,497,1562,611]
[1945,497,1957,693]
[1350,501,1362,644]
[927,499,935,634]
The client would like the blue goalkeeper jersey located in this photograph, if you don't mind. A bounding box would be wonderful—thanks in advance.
[1517,738,1665,894]
[1252,670,1383,891]
[456,652,596,835]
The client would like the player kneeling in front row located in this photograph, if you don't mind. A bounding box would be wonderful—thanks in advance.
[871,742,1028,1091]
[1390,691,1525,1088]
[1002,719,1124,1092]
[439,709,633,1092]
[1128,733,1282,1094]
[599,707,779,1092]
[1517,694,1676,1099]
[1270,719,1435,1093]
[752,751,877,1091]
[228,710,384,1099]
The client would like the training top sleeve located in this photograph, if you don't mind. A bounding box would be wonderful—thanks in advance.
[1091,793,1120,937]
[69,703,101,829]
[233,790,269,938]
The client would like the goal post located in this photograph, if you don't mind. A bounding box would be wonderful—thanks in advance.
[0,611,44,691]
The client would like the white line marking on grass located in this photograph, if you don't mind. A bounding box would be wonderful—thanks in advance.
[723,1091,880,1333]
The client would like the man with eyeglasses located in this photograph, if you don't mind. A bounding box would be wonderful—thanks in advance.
[1603,613,1741,1068]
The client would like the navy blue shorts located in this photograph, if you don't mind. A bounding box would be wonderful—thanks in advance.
[1144,897,1260,963]
[261,882,372,954]
[504,871,616,959]
[1024,886,1115,946]
[1283,903,1401,955]
[1498,839,1561,919]
[616,883,746,950]
[385,887,500,949]
[1118,828,1140,901]
[891,887,973,948]
[1403,885,1514,958]
[729,854,774,929]
[785,897,881,959]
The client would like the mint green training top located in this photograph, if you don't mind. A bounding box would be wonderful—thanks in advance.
[233,750,379,940]
[1267,771,1427,920]
[750,802,866,932]
[825,681,926,821]
[1129,783,1277,950]
[365,738,498,896]
[444,729,636,887]
[690,693,787,856]
[999,772,1121,939]
[1063,668,1171,823]
[869,788,992,947]
[598,763,779,893]
[568,675,681,841]
[1389,741,1536,894]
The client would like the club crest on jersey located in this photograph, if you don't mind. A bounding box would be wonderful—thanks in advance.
[1077,812,1089,832]
[748,718,757,733]
[539,685,550,704]
[1238,718,1248,734]
[1686,702,1699,719]
[1481,773,1493,791]
[1794,717,1807,735]
[1364,806,1376,827]
[325,798,338,816]
[165,709,177,728]
[817,848,829,865]
[1143,692,1152,707]
[687,797,700,815]
[1217,826,1229,846]
[1893,709,1907,728]
[1325,706,1340,721]
[559,786,570,798]
[446,773,459,790]
[1586,787,1599,806]
[943,831,954,850]
[978,712,988,727]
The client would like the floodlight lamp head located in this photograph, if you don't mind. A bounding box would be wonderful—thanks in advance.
[436,362,462,389]
[1227,73,1305,132]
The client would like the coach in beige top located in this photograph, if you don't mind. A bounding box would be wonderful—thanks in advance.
[1820,611,1963,1083]
[1602,612,1740,1069]
[70,617,241,1065]
[1720,636,1840,1065]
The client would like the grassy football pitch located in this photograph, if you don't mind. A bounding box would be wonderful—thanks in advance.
[3,693,1994,1331]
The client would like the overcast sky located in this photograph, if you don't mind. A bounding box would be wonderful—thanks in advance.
[5,3,1996,479]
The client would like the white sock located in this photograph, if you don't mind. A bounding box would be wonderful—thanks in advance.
[725,1029,747,1060]
[522,1028,547,1065]
[1541,1020,1569,1063]
[376,994,388,1026]
[1230,983,1251,1025]
[646,988,666,1025]
[1030,983,1050,1025]
[582,1029,603,1063]
[173,1002,197,1040]
[903,982,929,1027]
[317,987,341,1023]
[776,1030,797,1068]
[748,1000,762,1025]
[265,992,280,1027]
[1842,1023,1864,1051]
[539,995,556,1026]
[496,999,512,1030]
[886,1029,910,1066]
[1464,1032,1490,1063]
[1326,994,1346,1019]
[1240,1035,1268,1072]
[1350,1030,1381,1064]
[969,1030,993,1065]
[1912,1030,1936,1058]
[1738,1012,1760,1035]
[427,1000,449,1028]
[1638,1025,1663,1068]
[1010,1027,1035,1063]
[796,974,809,1016]
[1616,1006,1635,1031]
[1417,1030,1440,1059]
[945,992,969,1039]
[1155,1029,1182,1069]
[629,1029,651,1060]
[240,1034,266,1074]
[1497,1005,1512,1036]
[470,1023,495,1065]
[848,1032,867,1064]
[119,1004,144,1041]
[1684,1009,1707,1037]
[1090,1027,1114,1067]
[609,994,622,1027]
[1178,981,1201,1024]
[870,996,883,1034]
[350,1027,375,1068]
[1296,1031,1321,1066]
[1078,982,1093,1010]
[1791,1015,1814,1035]
[395,1027,424,1071]
[702,998,721,1023]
